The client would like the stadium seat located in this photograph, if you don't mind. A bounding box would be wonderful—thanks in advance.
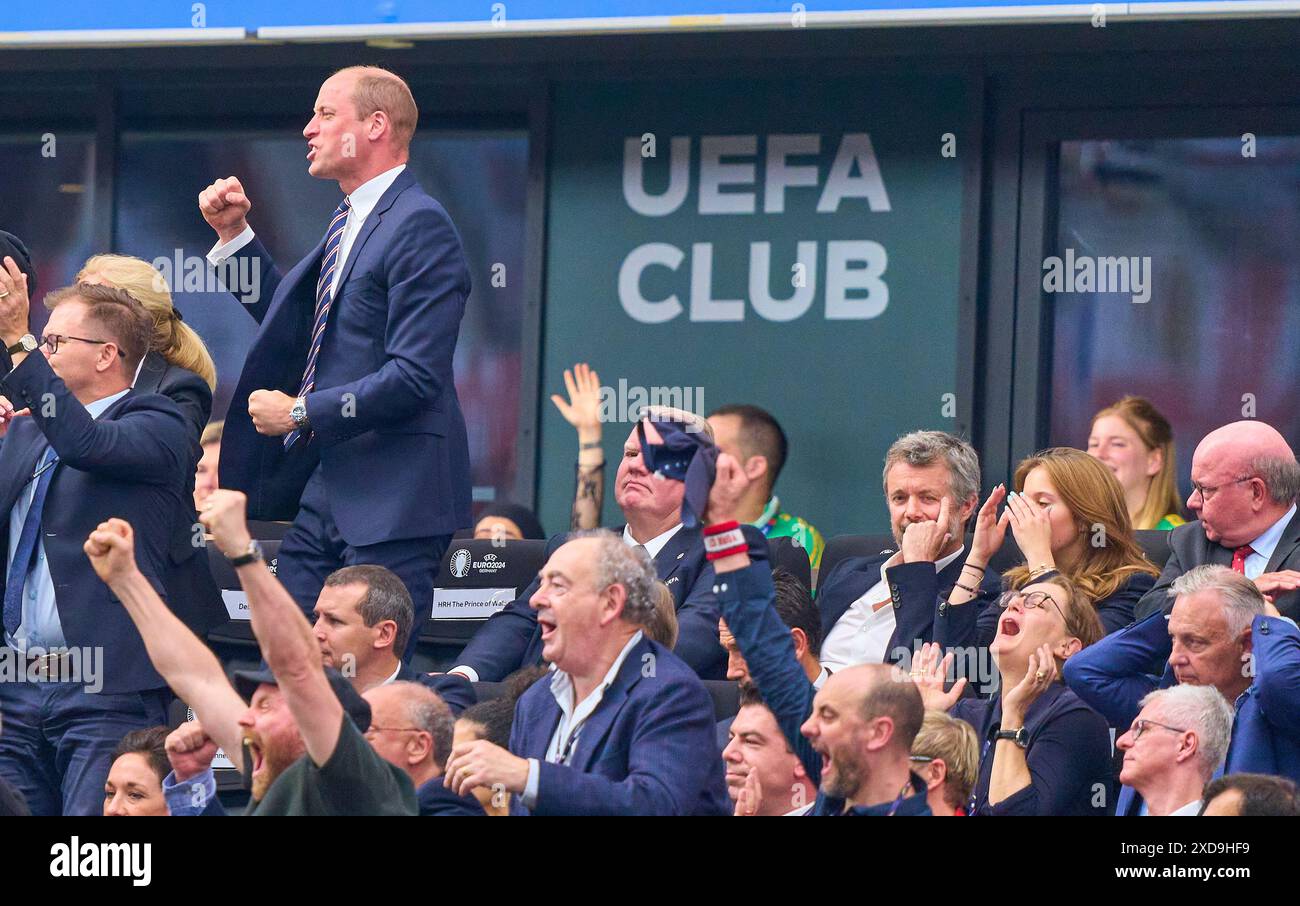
[204,525,289,649]
[413,539,549,672]
[768,535,812,589]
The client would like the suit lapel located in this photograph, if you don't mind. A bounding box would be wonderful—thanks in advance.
[1265,509,1300,573]
[0,422,49,517]
[569,637,647,772]
[332,170,414,297]
[653,526,693,592]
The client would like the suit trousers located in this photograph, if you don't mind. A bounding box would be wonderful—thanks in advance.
[276,467,450,662]
[0,674,169,815]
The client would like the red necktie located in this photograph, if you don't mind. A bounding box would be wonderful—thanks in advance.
[1231,545,1255,574]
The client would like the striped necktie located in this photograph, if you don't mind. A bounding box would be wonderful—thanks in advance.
[285,196,351,449]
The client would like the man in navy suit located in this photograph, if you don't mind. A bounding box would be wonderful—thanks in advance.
[198,65,471,657]
[0,283,191,815]
[817,431,999,674]
[1065,564,1300,798]
[443,530,729,815]
[450,409,726,681]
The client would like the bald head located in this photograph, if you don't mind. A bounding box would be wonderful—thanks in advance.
[837,664,925,751]
[1189,421,1300,548]
[1196,421,1294,475]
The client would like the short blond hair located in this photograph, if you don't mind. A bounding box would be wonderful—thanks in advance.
[640,580,679,648]
[912,711,979,810]
[333,66,418,150]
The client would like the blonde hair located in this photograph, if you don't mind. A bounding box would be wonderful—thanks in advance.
[77,255,216,390]
[332,66,418,150]
[640,580,679,649]
[1091,396,1183,530]
[1004,447,1158,605]
[912,711,979,810]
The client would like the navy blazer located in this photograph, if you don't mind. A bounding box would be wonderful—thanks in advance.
[218,169,472,543]
[1135,514,1300,621]
[395,662,476,716]
[133,352,225,635]
[417,778,485,816]
[456,525,725,681]
[952,683,1113,816]
[507,634,729,816]
[1063,609,1300,784]
[817,547,1003,666]
[0,352,191,693]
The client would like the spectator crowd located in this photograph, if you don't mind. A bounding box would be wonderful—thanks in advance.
[2,65,1300,819]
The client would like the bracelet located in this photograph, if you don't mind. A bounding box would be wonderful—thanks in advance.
[579,440,602,451]
[703,520,747,560]
[953,581,978,595]
[962,562,986,574]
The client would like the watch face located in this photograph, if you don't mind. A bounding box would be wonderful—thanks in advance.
[18,335,37,353]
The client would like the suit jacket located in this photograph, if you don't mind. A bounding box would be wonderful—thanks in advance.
[817,547,1003,666]
[1063,609,1300,784]
[394,662,476,716]
[133,352,225,635]
[507,634,729,816]
[1135,513,1300,621]
[218,169,472,544]
[456,525,725,681]
[417,778,486,816]
[0,352,191,693]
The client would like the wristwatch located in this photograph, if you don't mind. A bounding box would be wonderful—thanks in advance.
[6,334,37,356]
[290,397,309,429]
[994,727,1029,749]
[228,538,263,568]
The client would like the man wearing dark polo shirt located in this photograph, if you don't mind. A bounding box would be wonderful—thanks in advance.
[83,491,417,816]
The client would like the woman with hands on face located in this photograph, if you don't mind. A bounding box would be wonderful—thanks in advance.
[942,447,1158,650]
[912,573,1113,815]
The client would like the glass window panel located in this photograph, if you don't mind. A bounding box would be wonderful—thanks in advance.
[1049,136,1300,495]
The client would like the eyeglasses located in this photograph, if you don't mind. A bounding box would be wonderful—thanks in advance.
[1126,719,1187,742]
[909,755,935,764]
[997,589,1067,624]
[1190,476,1254,506]
[40,334,123,357]
[363,725,423,737]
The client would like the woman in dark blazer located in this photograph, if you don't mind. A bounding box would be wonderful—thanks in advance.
[916,574,1113,815]
[78,254,226,635]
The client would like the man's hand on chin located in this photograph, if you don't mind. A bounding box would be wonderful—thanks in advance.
[248,389,297,437]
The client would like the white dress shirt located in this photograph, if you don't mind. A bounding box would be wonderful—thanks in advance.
[207,164,407,303]
[6,388,130,652]
[449,523,683,684]
[1241,504,1297,580]
[521,630,644,809]
[820,547,965,673]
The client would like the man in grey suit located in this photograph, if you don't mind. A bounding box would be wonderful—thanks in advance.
[1135,420,1300,621]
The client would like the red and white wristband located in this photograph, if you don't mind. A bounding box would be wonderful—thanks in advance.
[703,520,747,561]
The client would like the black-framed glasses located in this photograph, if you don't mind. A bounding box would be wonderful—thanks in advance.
[997,589,1067,624]
[1126,719,1187,742]
[40,333,122,357]
[1190,476,1255,506]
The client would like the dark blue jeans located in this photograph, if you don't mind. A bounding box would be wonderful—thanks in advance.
[277,469,451,662]
[0,678,168,816]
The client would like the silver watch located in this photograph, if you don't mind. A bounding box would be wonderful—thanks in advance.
[290,397,309,429]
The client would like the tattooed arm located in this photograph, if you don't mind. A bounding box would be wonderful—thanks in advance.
[551,362,604,530]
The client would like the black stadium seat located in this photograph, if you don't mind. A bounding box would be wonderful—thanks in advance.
[205,534,287,649]
[413,538,549,672]
[768,535,812,589]
[816,529,1173,593]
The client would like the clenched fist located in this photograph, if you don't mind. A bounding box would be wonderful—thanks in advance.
[165,720,220,782]
[198,489,252,559]
[198,176,252,245]
[84,518,139,586]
